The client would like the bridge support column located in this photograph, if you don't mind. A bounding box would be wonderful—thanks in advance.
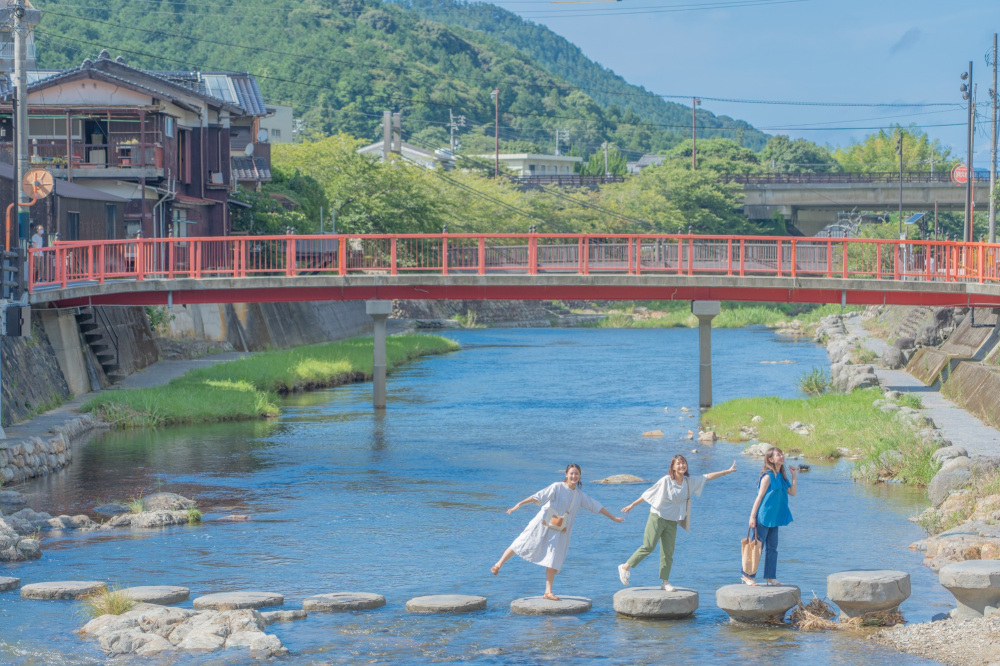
[692,301,720,409]
[366,300,393,409]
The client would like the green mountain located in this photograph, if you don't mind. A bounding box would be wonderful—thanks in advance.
[394,0,769,152]
[34,0,767,159]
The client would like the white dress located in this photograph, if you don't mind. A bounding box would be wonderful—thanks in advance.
[510,482,603,572]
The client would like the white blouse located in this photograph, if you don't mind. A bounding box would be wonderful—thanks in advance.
[641,474,707,521]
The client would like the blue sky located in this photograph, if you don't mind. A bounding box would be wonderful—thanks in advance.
[491,0,999,165]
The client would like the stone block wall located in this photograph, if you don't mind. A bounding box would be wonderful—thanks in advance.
[1,317,72,425]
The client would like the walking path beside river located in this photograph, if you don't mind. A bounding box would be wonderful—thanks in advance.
[846,315,1000,458]
[2,352,247,443]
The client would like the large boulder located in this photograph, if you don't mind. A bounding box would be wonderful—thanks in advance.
[716,585,800,623]
[928,468,972,506]
[613,587,698,619]
[881,347,906,369]
[827,570,910,619]
[141,493,196,511]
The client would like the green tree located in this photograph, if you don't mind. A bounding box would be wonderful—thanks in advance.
[833,125,955,173]
[759,136,840,173]
[581,144,627,176]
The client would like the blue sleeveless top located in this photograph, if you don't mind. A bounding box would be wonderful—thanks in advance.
[756,470,793,527]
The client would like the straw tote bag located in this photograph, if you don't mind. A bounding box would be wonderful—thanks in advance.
[678,481,692,531]
[741,527,762,575]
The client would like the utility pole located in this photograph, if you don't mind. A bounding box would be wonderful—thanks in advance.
[554,129,568,156]
[990,34,998,243]
[491,89,499,177]
[691,97,700,170]
[14,0,28,225]
[896,131,904,239]
[961,62,974,241]
[447,109,466,153]
[603,142,609,178]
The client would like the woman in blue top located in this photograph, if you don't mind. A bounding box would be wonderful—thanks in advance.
[743,446,797,586]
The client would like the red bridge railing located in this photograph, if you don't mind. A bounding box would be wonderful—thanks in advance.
[27,234,1000,291]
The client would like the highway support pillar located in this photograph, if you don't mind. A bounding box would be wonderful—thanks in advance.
[366,300,393,409]
[692,301,720,409]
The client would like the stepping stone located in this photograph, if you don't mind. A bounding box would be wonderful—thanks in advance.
[939,560,1000,619]
[510,596,591,616]
[716,584,800,623]
[0,577,20,592]
[303,592,386,611]
[121,585,190,605]
[613,587,698,619]
[192,591,284,610]
[405,595,487,614]
[21,581,108,600]
[827,570,910,619]
[262,610,308,624]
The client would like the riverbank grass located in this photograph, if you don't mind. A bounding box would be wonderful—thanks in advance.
[81,586,135,618]
[703,388,938,485]
[584,302,862,329]
[83,335,459,428]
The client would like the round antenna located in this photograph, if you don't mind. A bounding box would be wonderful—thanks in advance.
[256,128,269,143]
[22,169,54,199]
[244,143,255,157]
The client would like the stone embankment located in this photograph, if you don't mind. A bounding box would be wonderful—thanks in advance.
[815,315,880,393]
[0,414,98,484]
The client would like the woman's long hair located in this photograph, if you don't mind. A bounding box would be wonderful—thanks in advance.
[668,455,689,483]
[565,463,582,486]
[760,447,789,483]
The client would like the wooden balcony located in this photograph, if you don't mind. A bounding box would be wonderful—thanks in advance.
[0,136,165,179]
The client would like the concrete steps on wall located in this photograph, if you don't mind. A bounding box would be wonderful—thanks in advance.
[75,308,123,384]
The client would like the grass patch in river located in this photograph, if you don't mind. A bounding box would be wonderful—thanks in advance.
[83,334,459,428]
[703,388,938,486]
[586,302,861,329]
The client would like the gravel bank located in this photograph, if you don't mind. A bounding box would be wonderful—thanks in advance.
[871,616,1000,665]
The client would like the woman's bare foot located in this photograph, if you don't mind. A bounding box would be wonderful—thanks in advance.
[741,575,758,586]
[490,564,501,576]
[543,592,560,601]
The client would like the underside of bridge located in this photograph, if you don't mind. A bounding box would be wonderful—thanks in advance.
[30,275,1000,309]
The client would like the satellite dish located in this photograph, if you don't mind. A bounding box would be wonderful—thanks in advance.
[244,143,255,157]
[22,169,54,199]
[256,128,269,143]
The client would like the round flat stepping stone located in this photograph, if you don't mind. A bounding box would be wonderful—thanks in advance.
[716,584,800,623]
[0,577,20,592]
[405,595,486,614]
[21,581,107,600]
[510,595,591,616]
[121,586,190,605]
[827,570,910,619]
[303,592,386,611]
[939,560,1000,619]
[192,591,284,610]
[613,587,698,619]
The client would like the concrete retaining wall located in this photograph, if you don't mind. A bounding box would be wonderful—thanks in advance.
[1,318,72,425]
[942,362,1000,429]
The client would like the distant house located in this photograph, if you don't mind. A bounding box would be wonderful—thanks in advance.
[475,154,581,176]
[626,154,665,175]
[259,105,294,144]
[0,46,273,242]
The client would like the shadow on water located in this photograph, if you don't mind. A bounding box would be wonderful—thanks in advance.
[0,328,945,664]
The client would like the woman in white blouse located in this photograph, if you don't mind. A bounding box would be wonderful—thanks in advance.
[491,463,625,600]
[618,455,736,591]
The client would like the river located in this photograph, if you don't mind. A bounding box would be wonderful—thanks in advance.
[0,327,950,664]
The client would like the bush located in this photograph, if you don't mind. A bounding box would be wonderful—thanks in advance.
[798,368,831,396]
[81,586,134,618]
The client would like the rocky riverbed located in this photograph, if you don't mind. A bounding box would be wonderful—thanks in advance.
[872,615,1000,665]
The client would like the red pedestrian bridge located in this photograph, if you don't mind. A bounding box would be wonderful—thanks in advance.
[25,233,1000,308]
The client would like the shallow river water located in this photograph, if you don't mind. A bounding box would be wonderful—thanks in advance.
[0,327,950,664]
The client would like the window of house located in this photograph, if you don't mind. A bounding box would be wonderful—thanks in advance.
[105,204,117,239]
[165,117,175,138]
[271,129,281,139]
[65,212,80,241]
[539,165,546,174]
[29,118,83,139]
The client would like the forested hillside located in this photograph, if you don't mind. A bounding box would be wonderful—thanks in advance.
[394,0,768,152]
[33,0,767,159]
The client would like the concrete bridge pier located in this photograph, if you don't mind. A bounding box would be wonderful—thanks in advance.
[366,300,393,409]
[691,301,720,409]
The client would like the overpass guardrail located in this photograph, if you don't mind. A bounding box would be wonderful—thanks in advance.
[724,171,991,185]
[26,234,1000,292]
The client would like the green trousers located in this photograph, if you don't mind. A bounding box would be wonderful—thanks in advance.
[626,512,678,581]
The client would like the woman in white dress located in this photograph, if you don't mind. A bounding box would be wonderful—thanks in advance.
[617,454,736,591]
[491,464,625,600]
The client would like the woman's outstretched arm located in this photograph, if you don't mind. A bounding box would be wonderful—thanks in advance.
[600,507,626,523]
[748,475,770,528]
[506,497,540,515]
[621,497,645,514]
[704,460,738,481]
[788,466,798,496]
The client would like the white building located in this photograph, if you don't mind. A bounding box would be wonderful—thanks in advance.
[259,105,294,143]
[475,154,582,176]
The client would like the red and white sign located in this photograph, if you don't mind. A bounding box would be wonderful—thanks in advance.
[952,163,969,186]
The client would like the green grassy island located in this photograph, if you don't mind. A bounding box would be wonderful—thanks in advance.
[83,335,459,428]
[703,388,939,486]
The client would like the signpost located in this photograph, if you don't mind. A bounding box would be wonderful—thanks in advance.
[952,163,969,186]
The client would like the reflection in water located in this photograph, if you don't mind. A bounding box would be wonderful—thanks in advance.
[0,328,943,665]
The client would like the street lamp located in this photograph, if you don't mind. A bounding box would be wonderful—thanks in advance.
[961,64,974,242]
